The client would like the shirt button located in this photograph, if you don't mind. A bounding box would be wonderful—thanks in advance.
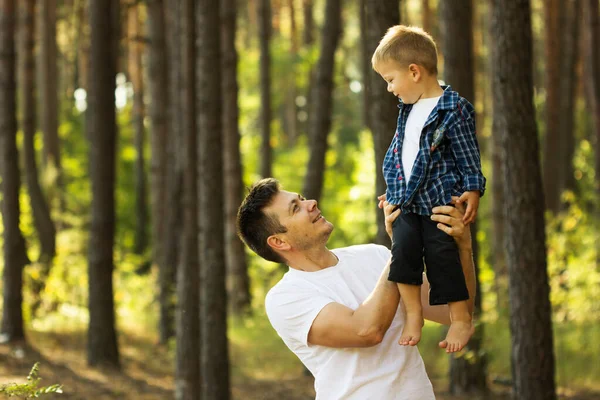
[396,164,400,169]
[398,176,403,180]
[393,148,398,153]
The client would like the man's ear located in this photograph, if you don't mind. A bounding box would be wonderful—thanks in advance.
[408,63,421,82]
[267,235,291,253]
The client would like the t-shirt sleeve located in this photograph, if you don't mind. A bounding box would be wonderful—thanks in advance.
[265,285,335,347]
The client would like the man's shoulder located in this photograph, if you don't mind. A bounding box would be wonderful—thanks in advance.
[333,243,390,259]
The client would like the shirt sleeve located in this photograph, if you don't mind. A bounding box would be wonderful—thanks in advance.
[447,100,486,196]
[265,285,335,347]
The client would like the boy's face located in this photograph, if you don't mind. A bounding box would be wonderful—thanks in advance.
[376,60,422,104]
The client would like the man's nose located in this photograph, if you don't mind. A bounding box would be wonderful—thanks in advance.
[306,199,317,210]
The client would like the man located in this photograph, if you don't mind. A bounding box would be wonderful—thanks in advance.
[237,178,475,399]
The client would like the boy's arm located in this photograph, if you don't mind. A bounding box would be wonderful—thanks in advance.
[448,101,486,196]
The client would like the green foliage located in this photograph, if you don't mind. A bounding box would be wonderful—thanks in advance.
[0,363,63,398]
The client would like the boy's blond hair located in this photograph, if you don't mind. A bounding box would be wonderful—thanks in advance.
[371,25,438,76]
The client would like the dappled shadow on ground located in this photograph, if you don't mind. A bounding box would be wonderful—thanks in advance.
[1,330,598,399]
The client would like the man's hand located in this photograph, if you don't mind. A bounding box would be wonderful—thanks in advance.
[456,191,480,225]
[430,197,472,251]
[377,193,386,209]
[383,201,401,240]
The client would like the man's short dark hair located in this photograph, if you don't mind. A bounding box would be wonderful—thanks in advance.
[237,178,288,264]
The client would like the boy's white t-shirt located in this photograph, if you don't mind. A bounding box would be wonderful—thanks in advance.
[402,96,442,184]
[265,244,435,400]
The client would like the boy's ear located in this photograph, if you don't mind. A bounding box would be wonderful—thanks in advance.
[408,63,422,82]
[267,234,291,253]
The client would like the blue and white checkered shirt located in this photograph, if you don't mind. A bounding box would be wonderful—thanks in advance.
[383,86,486,216]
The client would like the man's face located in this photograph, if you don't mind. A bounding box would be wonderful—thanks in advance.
[376,60,421,104]
[265,190,334,252]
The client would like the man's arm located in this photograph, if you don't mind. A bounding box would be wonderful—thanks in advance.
[421,202,476,325]
[307,204,402,349]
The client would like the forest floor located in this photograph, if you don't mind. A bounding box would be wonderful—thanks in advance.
[1,329,598,400]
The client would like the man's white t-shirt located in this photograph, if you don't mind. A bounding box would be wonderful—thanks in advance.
[402,96,442,184]
[265,244,435,400]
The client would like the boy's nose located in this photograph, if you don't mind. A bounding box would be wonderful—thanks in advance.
[387,83,393,92]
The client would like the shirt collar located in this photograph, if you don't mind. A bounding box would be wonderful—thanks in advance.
[397,85,458,110]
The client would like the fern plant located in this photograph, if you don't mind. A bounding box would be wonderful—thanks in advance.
[0,363,63,398]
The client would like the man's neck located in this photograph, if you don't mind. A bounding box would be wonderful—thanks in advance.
[288,247,339,272]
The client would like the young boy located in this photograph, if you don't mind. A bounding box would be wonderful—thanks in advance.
[372,25,486,353]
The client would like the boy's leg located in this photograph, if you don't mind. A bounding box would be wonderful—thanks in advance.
[422,215,473,353]
[389,212,425,346]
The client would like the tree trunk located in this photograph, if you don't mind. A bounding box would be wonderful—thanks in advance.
[285,0,299,145]
[87,0,120,368]
[38,0,63,212]
[302,0,342,203]
[258,0,272,178]
[491,1,556,398]
[128,4,148,256]
[0,0,30,343]
[439,0,488,393]
[222,0,251,314]
[147,0,171,342]
[558,0,580,201]
[363,0,399,247]
[582,0,600,200]
[19,0,56,264]
[302,0,314,46]
[175,0,200,398]
[542,0,562,213]
[76,0,89,91]
[421,0,431,34]
[198,0,230,398]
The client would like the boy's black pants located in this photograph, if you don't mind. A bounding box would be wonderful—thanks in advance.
[389,211,469,305]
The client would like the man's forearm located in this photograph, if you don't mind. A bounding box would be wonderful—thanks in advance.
[350,260,400,340]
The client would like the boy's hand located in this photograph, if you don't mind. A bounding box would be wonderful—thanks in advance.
[382,201,401,240]
[377,193,386,209]
[456,191,480,225]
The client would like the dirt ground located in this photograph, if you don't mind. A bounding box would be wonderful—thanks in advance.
[1,330,597,399]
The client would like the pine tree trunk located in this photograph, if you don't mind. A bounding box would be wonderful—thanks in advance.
[302,0,314,46]
[128,4,148,256]
[175,0,200,398]
[302,0,342,203]
[147,0,171,342]
[558,0,580,201]
[38,0,63,212]
[198,0,230,398]
[0,0,30,343]
[222,0,251,314]
[542,0,562,213]
[258,0,272,178]
[363,0,399,247]
[440,0,488,392]
[491,0,556,398]
[87,0,120,368]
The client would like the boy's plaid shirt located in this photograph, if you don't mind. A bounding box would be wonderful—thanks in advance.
[383,85,486,216]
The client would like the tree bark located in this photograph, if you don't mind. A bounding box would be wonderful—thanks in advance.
[222,0,251,314]
[542,0,562,213]
[302,0,314,46]
[87,0,120,368]
[175,0,200,398]
[19,0,56,264]
[582,0,600,200]
[491,0,556,398]
[302,0,342,203]
[127,4,148,256]
[439,0,488,393]
[198,0,230,398]
[0,0,30,343]
[558,0,580,201]
[38,0,63,212]
[363,0,399,247]
[147,0,171,342]
[421,0,431,34]
[258,0,272,178]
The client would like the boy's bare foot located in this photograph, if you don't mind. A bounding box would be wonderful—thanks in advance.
[399,313,424,346]
[438,321,474,353]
